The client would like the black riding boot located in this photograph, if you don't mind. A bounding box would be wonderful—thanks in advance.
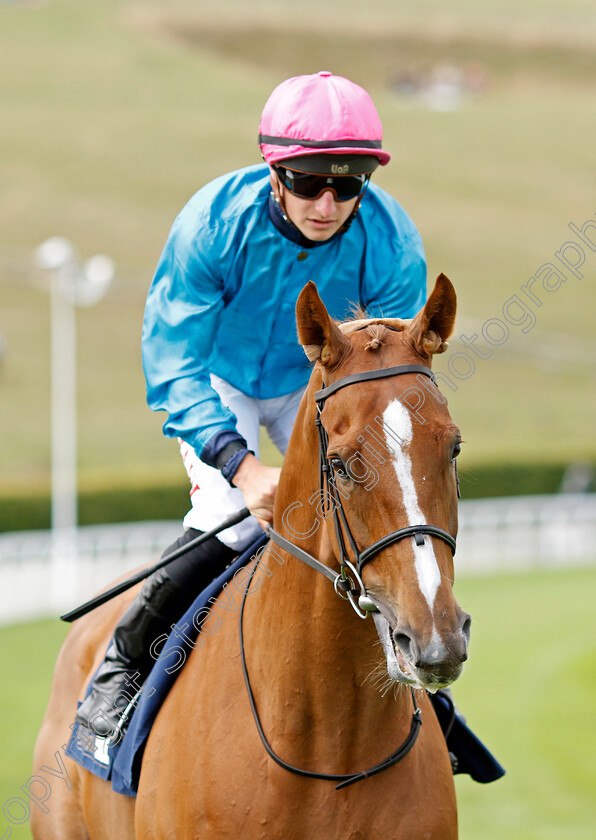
[75,531,236,739]
[74,568,184,738]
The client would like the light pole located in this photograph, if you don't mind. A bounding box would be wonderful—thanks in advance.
[34,237,114,611]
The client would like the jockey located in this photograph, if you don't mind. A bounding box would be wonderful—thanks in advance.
[76,71,427,738]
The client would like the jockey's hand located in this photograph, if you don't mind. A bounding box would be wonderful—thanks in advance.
[231,453,281,530]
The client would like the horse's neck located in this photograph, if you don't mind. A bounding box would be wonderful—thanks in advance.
[243,534,414,765]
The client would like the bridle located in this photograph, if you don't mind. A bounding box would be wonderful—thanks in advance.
[240,363,459,788]
[269,363,458,619]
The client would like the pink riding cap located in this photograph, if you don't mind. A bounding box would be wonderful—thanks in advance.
[258,71,391,168]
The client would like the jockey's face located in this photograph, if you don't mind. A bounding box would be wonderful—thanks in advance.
[283,189,358,241]
[270,168,358,241]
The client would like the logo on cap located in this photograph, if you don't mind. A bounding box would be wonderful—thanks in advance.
[331,164,350,175]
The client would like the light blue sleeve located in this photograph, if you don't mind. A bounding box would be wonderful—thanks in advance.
[360,192,427,320]
[366,229,427,320]
[141,211,239,458]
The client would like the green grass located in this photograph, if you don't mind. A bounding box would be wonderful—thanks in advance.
[453,567,596,839]
[132,0,596,48]
[1,566,595,838]
[0,0,595,496]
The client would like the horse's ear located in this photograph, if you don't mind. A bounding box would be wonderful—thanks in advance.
[296,281,351,367]
[406,273,457,357]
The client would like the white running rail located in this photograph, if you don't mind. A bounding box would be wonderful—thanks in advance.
[1,495,595,626]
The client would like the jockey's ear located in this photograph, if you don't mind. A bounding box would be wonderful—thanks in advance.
[296,281,352,368]
[406,273,457,357]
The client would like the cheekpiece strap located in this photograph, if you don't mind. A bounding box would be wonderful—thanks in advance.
[268,527,340,586]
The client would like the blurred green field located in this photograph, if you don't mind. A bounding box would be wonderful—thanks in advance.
[1,565,595,839]
[1,0,595,499]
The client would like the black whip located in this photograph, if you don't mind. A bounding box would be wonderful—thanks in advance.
[60,507,251,622]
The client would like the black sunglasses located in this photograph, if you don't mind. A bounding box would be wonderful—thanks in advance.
[273,166,370,202]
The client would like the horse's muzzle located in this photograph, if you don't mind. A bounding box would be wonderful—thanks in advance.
[392,613,471,690]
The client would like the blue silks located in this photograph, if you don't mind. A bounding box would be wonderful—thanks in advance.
[142,164,426,462]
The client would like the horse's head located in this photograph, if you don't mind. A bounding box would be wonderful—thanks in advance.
[291,274,470,692]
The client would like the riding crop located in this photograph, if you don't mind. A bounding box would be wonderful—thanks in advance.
[60,507,251,623]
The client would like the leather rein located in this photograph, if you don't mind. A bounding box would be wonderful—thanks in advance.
[240,363,458,789]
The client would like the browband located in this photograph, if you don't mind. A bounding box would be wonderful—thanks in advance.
[315,364,436,402]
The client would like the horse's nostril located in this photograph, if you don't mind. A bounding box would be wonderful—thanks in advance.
[393,631,413,660]
[461,615,472,646]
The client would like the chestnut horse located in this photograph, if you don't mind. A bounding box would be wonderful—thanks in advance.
[32,274,470,839]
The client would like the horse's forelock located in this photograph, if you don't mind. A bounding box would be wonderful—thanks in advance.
[339,317,406,354]
[363,323,389,351]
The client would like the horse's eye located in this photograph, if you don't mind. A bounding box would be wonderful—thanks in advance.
[329,457,348,478]
[452,440,462,460]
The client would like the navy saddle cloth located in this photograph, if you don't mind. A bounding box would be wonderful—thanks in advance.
[65,534,504,795]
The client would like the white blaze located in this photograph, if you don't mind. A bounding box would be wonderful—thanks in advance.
[382,399,441,610]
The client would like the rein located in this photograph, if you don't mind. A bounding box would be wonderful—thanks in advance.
[269,363,458,619]
[239,555,422,790]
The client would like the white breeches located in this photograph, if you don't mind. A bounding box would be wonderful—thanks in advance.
[179,375,305,551]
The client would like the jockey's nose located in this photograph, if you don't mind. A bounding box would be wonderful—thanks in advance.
[313,189,336,215]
